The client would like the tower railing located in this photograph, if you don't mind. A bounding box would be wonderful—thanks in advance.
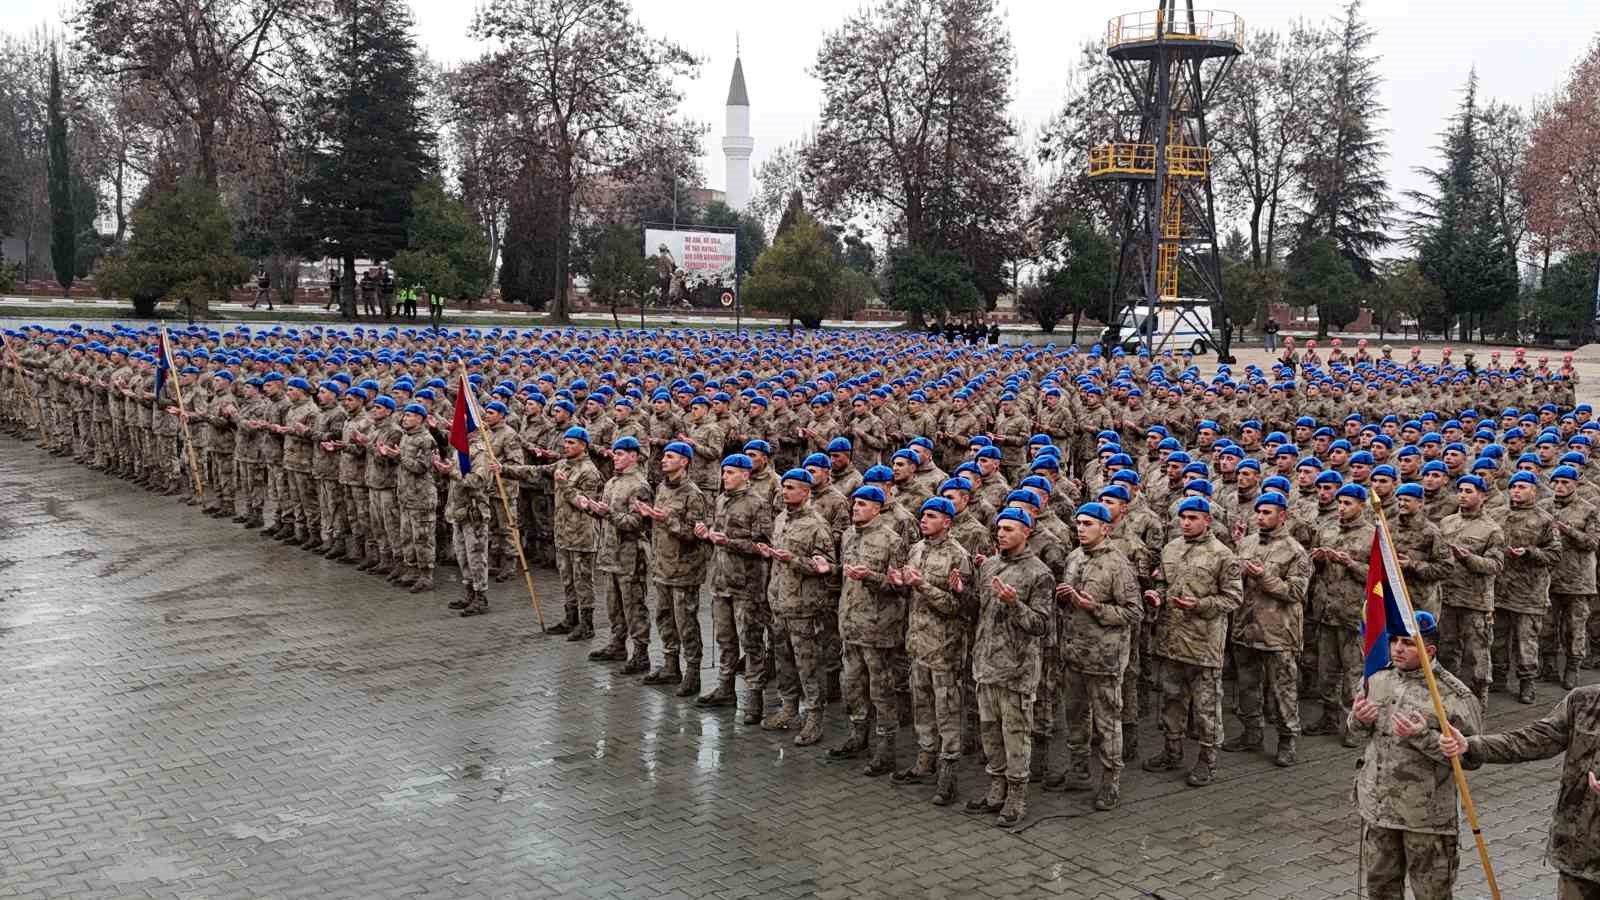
[1107,9,1244,49]
[1087,142,1212,178]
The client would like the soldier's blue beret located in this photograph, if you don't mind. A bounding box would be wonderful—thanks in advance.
[940,477,974,494]
[863,464,893,483]
[781,468,813,486]
[402,403,427,417]
[1455,474,1487,492]
[1551,465,1580,481]
[1005,489,1040,508]
[1255,492,1287,510]
[286,377,312,392]
[1176,497,1211,516]
[802,452,829,469]
[1336,484,1368,502]
[1395,482,1424,499]
[921,497,957,519]
[827,437,853,454]
[663,441,693,460]
[721,453,753,470]
[743,439,771,456]
[852,485,887,505]
[1508,470,1538,487]
[1097,484,1130,503]
[995,506,1033,528]
[563,426,590,444]
[1075,502,1111,523]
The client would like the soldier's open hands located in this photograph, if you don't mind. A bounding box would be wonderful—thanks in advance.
[1241,559,1265,577]
[1390,710,1427,738]
[1351,695,1379,725]
[1588,771,1600,797]
[1438,724,1468,758]
[693,521,709,539]
[810,555,829,574]
[992,577,1018,604]
[1143,589,1162,607]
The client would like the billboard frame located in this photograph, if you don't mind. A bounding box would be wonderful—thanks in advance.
[642,221,742,334]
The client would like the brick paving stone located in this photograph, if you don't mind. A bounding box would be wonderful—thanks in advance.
[1,434,1593,898]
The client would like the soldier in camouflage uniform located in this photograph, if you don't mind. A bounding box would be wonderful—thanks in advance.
[481,402,525,582]
[890,496,973,807]
[1437,475,1506,707]
[1546,465,1599,689]
[826,484,909,777]
[1494,470,1563,704]
[393,402,441,592]
[1305,484,1376,747]
[333,387,372,564]
[1051,501,1141,811]
[586,436,656,671]
[1224,491,1312,766]
[502,425,603,639]
[360,397,403,576]
[963,506,1054,827]
[311,382,348,556]
[695,453,773,720]
[1350,612,1482,900]
[1143,496,1241,788]
[758,468,837,744]
[442,427,494,615]
[1388,483,1452,617]
[639,442,711,696]
[1440,684,1600,899]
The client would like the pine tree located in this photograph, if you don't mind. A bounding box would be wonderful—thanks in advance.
[295,0,433,306]
[1297,0,1391,280]
[47,47,75,294]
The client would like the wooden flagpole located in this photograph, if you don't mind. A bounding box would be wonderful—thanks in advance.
[162,327,206,498]
[458,370,545,630]
[3,334,47,439]
[1368,495,1500,899]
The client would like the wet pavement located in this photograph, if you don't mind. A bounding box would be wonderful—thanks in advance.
[0,434,1591,899]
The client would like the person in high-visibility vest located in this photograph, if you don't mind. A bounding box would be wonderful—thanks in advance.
[428,287,443,327]
[400,285,416,321]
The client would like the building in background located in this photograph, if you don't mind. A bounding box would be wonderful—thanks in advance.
[722,48,752,212]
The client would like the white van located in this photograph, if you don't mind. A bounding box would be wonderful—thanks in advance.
[1114,302,1216,355]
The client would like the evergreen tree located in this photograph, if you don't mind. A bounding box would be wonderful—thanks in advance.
[1411,71,1521,340]
[498,158,564,309]
[1297,0,1391,280]
[295,0,433,303]
[47,47,74,294]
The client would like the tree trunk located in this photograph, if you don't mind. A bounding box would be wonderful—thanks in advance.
[1070,308,1080,343]
[550,164,573,323]
[1249,201,1265,270]
[343,253,358,319]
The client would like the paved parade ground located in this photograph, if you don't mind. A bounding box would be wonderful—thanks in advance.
[0,434,1591,899]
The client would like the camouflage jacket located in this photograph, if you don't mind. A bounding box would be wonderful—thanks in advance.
[1152,533,1242,668]
[1230,526,1312,652]
[595,467,654,575]
[338,411,370,486]
[902,533,975,671]
[1389,512,1452,614]
[1463,685,1600,882]
[685,417,725,492]
[1438,508,1506,612]
[971,547,1054,693]
[282,397,319,473]
[649,474,710,587]
[395,422,439,510]
[709,485,773,597]
[364,416,401,491]
[1312,516,1375,628]
[511,456,603,552]
[838,514,909,648]
[258,394,288,462]
[1550,495,1600,594]
[1060,541,1142,677]
[1350,663,1483,834]
[1495,501,1562,614]
[766,503,838,618]
[442,441,494,524]
[312,403,347,480]
[950,510,994,560]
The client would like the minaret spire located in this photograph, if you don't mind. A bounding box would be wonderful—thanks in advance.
[722,40,753,211]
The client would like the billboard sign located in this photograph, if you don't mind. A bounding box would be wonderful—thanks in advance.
[644,228,737,287]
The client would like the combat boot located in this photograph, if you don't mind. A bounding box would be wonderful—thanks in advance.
[547,605,576,636]
[322,539,346,560]
[1121,723,1139,763]
[827,722,870,759]
[641,654,680,685]
[891,751,935,784]
[1143,739,1184,772]
[697,676,735,707]
[408,568,434,593]
[674,668,701,698]
[761,701,799,731]
[1540,660,1561,684]
[620,649,651,676]
[493,550,515,582]
[357,552,380,572]
[863,731,898,777]
[587,639,626,662]
[995,779,1027,827]
[449,585,473,610]
[1048,753,1091,792]
[1562,664,1579,691]
[459,588,489,618]
[1093,769,1121,811]
[1517,679,1537,705]
[740,689,764,725]
[1221,724,1264,753]
[1186,746,1217,787]
[569,610,595,642]
[1274,735,1298,768]
[299,534,321,551]
[393,566,417,587]
[244,515,264,530]
[231,513,250,524]
[1302,703,1341,736]
[339,543,363,565]
[965,776,1007,815]
[794,709,825,746]
[1340,721,1361,749]
[929,759,958,806]
[262,520,285,539]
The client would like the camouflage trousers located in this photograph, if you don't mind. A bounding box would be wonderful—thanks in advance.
[265,464,287,522]
[154,434,180,487]
[207,451,236,510]
[1062,667,1124,771]
[818,607,843,678]
[601,562,650,655]
[708,593,740,682]
[1543,593,1593,672]
[452,517,491,591]
[1124,618,1153,726]
[1493,609,1544,684]
[285,470,319,536]
[977,682,1035,781]
[735,595,773,691]
[489,489,519,566]
[1439,606,1492,693]
[1158,658,1222,748]
[369,489,399,560]
[1233,644,1300,737]
[1360,824,1458,900]
[398,504,436,571]
[1558,874,1600,899]
[654,584,703,668]
[555,549,595,614]
[1317,625,1364,714]
[342,484,369,550]
[771,615,824,712]
[843,643,898,736]
[316,478,345,545]
[1032,642,1059,740]
[237,462,267,517]
[910,660,962,760]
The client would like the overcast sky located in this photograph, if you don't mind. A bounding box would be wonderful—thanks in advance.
[6,0,1596,226]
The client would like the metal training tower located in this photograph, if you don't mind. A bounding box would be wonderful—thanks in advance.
[1089,3,1242,359]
